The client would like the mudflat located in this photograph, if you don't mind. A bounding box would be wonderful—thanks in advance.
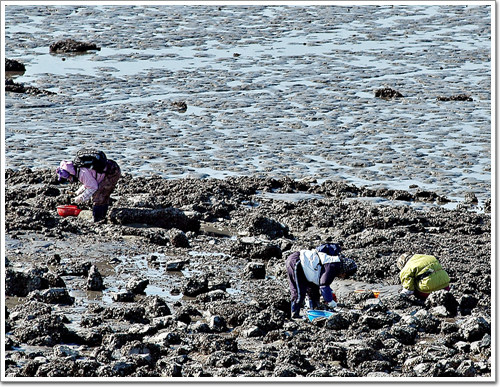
[4,168,491,378]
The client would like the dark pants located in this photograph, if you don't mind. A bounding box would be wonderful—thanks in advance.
[286,253,320,317]
[415,285,451,300]
[92,160,121,222]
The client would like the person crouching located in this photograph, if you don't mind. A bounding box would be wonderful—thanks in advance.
[397,253,450,299]
[285,243,357,319]
[56,158,121,222]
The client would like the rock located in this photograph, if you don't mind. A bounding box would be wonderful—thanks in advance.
[140,295,171,318]
[245,262,266,279]
[246,215,289,239]
[5,58,26,72]
[425,290,458,317]
[167,228,190,247]
[53,345,80,358]
[347,346,376,368]
[407,309,441,333]
[209,315,227,332]
[6,267,53,297]
[112,292,136,302]
[5,78,56,95]
[165,259,188,271]
[12,313,73,346]
[86,265,105,291]
[49,39,101,53]
[437,94,473,102]
[459,316,490,342]
[27,288,74,305]
[374,87,404,99]
[390,324,418,345]
[171,101,187,113]
[456,360,477,376]
[243,326,264,338]
[324,313,350,330]
[108,207,200,232]
[459,295,478,316]
[182,275,209,297]
[464,192,479,204]
[126,277,149,294]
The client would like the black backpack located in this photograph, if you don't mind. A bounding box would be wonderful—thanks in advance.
[73,149,108,174]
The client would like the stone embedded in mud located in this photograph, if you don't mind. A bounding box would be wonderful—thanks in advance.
[165,259,188,271]
[5,267,65,297]
[358,314,394,330]
[140,295,171,318]
[196,334,238,355]
[27,288,74,305]
[6,58,25,72]
[404,309,441,334]
[246,215,289,239]
[209,315,227,332]
[243,326,264,338]
[374,87,404,99]
[245,262,266,279]
[389,324,418,345]
[167,228,190,247]
[425,290,458,317]
[126,277,149,294]
[5,78,56,96]
[437,94,473,102]
[182,275,209,297]
[112,292,136,303]
[459,316,490,342]
[197,289,228,303]
[49,39,101,53]
[53,345,80,359]
[108,207,200,232]
[171,101,187,113]
[324,313,350,330]
[86,265,105,291]
[12,313,73,346]
[459,295,478,316]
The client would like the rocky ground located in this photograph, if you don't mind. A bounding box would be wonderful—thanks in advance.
[3,168,491,379]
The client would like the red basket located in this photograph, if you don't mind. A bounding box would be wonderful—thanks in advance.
[57,205,82,217]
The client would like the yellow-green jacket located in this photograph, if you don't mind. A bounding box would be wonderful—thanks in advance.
[399,254,450,293]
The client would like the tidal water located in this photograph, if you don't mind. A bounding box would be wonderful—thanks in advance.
[3,4,492,207]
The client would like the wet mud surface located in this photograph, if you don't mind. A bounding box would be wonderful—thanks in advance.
[4,5,491,207]
[4,168,491,379]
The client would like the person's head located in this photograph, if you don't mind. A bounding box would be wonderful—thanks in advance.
[397,253,412,270]
[339,256,357,279]
[56,160,76,182]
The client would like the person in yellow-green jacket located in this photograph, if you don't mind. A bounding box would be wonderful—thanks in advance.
[397,253,450,299]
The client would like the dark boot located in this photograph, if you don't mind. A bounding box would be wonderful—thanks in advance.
[92,204,109,223]
[290,302,301,319]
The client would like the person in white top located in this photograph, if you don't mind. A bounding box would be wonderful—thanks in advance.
[285,243,357,319]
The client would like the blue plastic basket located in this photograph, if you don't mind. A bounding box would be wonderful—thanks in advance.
[306,309,335,322]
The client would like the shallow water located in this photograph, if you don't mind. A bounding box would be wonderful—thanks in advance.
[4,4,492,206]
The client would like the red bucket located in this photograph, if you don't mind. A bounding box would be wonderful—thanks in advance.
[57,205,82,217]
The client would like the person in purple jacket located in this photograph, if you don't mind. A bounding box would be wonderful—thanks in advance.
[56,158,121,222]
[286,243,357,319]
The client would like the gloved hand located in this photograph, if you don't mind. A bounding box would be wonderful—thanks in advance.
[73,196,83,204]
[400,288,414,296]
[327,300,337,309]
